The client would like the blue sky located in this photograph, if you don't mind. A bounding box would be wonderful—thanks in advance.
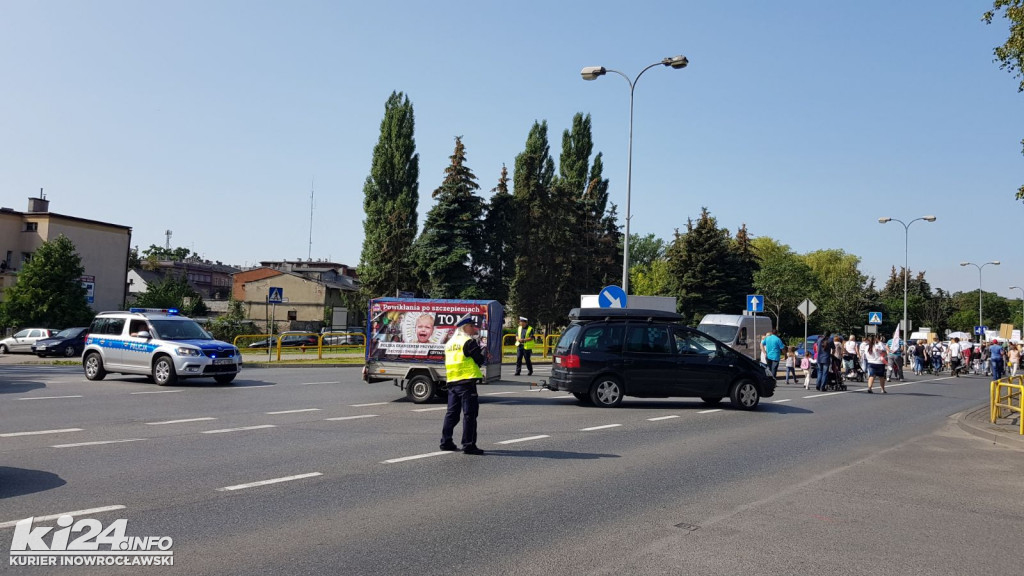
[2,1,1021,302]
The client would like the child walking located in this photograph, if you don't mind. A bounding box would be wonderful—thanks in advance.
[784,346,797,384]
[800,351,812,389]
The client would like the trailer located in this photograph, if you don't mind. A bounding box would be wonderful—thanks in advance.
[361,298,504,403]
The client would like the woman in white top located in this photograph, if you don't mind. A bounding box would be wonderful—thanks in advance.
[863,335,888,394]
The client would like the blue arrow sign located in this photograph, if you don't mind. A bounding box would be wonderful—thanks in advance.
[746,295,764,313]
[974,326,987,336]
[598,285,627,309]
[268,287,283,304]
[868,312,883,325]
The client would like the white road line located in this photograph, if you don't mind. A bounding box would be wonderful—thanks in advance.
[484,391,518,396]
[351,402,389,407]
[803,391,845,398]
[772,399,793,403]
[580,424,622,431]
[495,435,550,444]
[130,390,183,395]
[266,408,322,415]
[0,505,126,530]
[17,395,83,401]
[298,381,340,386]
[201,425,276,434]
[647,415,680,421]
[232,384,275,389]
[324,415,378,421]
[147,417,217,425]
[411,407,447,412]
[697,409,723,414]
[0,428,82,438]
[52,439,145,448]
[382,451,456,464]
[217,472,322,492]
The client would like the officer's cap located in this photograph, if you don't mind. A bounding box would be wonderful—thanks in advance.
[519,316,528,322]
[456,314,477,327]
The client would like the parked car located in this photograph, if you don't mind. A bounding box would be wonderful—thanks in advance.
[547,308,775,410]
[32,327,89,357]
[247,332,319,348]
[0,328,54,354]
[322,329,366,345]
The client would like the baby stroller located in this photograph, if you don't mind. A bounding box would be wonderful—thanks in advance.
[825,356,847,391]
[842,354,864,382]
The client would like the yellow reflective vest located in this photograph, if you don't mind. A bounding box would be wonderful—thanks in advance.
[445,332,483,382]
[518,325,535,351]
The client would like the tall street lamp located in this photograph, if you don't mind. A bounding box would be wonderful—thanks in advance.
[961,261,1000,338]
[1009,286,1024,340]
[581,54,689,294]
[878,216,936,341]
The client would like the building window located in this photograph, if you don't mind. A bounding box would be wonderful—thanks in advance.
[23,222,38,232]
[21,252,32,265]
[287,311,297,321]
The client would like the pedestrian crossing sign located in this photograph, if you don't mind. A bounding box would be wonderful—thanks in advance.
[868,312,882,325]
[268,287,283,304]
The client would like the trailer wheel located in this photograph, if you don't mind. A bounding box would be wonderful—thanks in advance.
[407,375,435,404]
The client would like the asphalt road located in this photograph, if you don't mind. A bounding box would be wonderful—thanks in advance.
[1,364,1022,575]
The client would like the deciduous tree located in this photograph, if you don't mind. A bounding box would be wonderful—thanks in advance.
[0,235,94,329]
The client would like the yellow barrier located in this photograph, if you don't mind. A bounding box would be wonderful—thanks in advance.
[233,333,364,362]
[501,333,555,358]
[990,376,1024,435]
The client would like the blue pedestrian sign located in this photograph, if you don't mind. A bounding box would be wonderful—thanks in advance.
[268,287,283,304]
[746,295,764,313]
[868,312,883,325]
[598,285,627,309]
[974,326,987,336]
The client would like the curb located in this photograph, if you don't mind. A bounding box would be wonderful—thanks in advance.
[955,405,1024,451]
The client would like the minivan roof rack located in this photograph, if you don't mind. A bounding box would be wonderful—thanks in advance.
[568,308,683,322]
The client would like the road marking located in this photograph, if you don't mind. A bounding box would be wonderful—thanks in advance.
[147,417,217,425]
[647,415,680,421]
[803,391,845,398]
[217,472,322,492]
[266,408,322,415]
[52,439,145,448]
[0,506,126,530]
[382,451,456,464]
[484,391,518,396]
[0,428,82,438]
[201,425,276,434]
[298,381,339,386]
[232,384,275,389]
[697,409,723,414]
[411,407,447,412]
[495,435,550,444]
[324,415,378,421]
[17,395,83,401]
[580,424,622,431]
[351,402,389,407]
[772,399,793,403]
[130,390,183,395]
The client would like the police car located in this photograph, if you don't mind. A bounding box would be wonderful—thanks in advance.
[82,308,242,385]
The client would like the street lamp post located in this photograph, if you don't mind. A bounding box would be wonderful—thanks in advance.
[1009,286,1024,340]
[961,261,1001,338]
[581,55,689,294]
[878,216,936,342]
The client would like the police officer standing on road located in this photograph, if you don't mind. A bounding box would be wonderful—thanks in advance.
[515,316,534,376]
[440,315,486,455]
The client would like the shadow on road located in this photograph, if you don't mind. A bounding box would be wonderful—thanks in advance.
[484,449,620,460]
[0,467,66,499]
[0,380,46,394]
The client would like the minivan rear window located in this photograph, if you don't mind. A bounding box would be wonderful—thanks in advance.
[555,324,582,354]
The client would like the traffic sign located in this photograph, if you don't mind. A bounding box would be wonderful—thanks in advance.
[797,299,816,317]
[268,287,284,304]
[868,312,883,325]
[746,295,764,313]
[974,326,987,336]
[598,285,627,309]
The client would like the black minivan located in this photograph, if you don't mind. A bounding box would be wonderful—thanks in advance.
[548,308,776,409]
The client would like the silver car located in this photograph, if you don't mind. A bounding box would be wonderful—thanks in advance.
[0,328,53,354]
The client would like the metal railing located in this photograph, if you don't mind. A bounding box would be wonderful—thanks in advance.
[990,376,1024,435]
[233,333,365,361]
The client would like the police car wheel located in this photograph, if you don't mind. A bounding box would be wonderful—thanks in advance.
[730,379,760,410]
[152,356,178,386]
[84,353,106,381]
[407,375,435,404]
[214,374,236,384]
[590,376,623,408]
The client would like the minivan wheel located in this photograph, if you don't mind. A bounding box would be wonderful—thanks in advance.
[701,396,723,405]
[83,352,106,381]
[572,392,593,405]
[407,375,435,404]
[730,379,760,410]
[590,376,624,408]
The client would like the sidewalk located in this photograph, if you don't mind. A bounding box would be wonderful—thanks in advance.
[957,404,1024,450]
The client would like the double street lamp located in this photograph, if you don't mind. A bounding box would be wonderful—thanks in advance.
[878,216,936,341]
[961,261,1000,337]
[581,55,689,294]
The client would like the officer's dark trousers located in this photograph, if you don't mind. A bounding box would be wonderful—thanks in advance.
[515,347,532,375]
[441,382,479,448]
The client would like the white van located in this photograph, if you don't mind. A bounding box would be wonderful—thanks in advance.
[698,314,774,359]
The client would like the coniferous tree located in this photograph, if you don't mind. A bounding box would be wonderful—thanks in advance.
[414,136,485,299]
[0,235,94,329]
[359,91,419,299]
[665,208,737,323]
[479,165,517,302]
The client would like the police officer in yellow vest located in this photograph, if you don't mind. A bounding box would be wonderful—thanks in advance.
[515,316,534,376]
[440,315,486,455]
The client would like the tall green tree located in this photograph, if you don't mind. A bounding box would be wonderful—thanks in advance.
[132,274,208,317]
[983,0,1024,199]
[0,235,94,328]
[479,165,517,302]
[801,249,872,335]
[728,224,759,308]
[666,208,737,324]
[359,91,420,298]
[751,238,815,333]
[414,136,486,299]
[508,121,556,324]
